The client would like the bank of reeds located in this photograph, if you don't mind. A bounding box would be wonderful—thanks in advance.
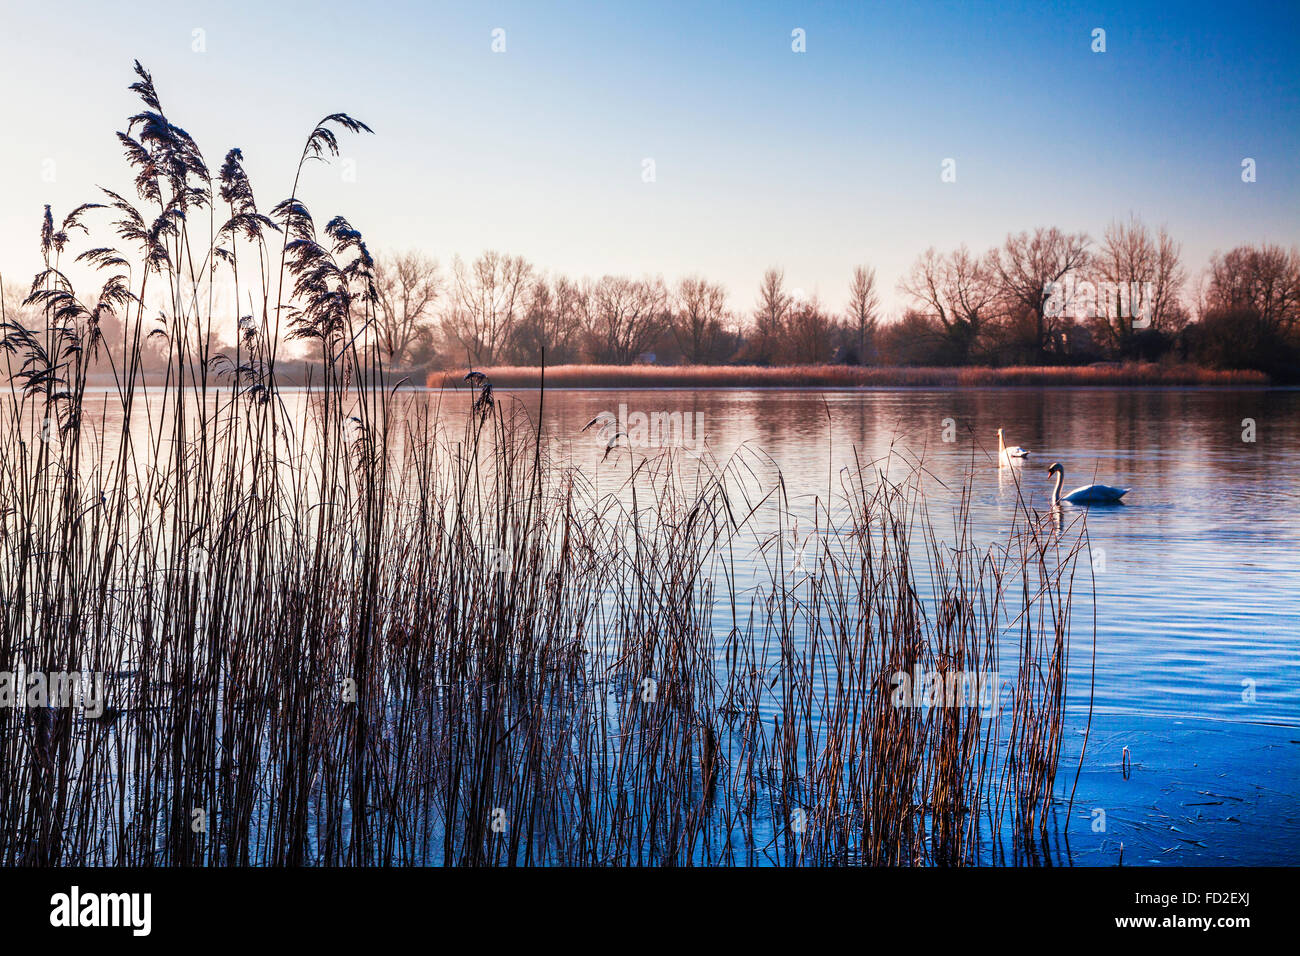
[427,362,1269,390]
[0,63,1089,866]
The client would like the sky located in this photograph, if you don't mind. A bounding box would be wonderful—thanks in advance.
[1,0,1297,318]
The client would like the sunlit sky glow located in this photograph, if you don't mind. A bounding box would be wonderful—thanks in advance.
[1,0,1297,316]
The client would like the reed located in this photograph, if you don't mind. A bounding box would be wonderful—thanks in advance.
[0,63,1090,866]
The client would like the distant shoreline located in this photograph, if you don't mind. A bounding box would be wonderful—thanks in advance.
[426,362,1271,390]
[60,361,1274,391]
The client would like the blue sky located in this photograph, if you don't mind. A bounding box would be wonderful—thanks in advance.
[1,0,1297,315]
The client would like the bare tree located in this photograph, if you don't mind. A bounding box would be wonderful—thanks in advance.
[510,273,585,365]
[876,309,949,365]
[580,275,668,364]
[750,267,792,363]
[1203,243,1300,335]
[441,251,532,366]
[1088,218,1186,350]
[995,228,1091,359]
[670,276,729,363]
[899,245,998,363]
[1151,227,1190,334]
[844,265,880,364]
[784,296,836,364]
[373,251,441,366]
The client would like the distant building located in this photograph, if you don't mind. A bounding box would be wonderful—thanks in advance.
[635,352,656,364]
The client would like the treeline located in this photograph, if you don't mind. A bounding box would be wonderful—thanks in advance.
[8,220,1298,382]
[363,220,1299,379]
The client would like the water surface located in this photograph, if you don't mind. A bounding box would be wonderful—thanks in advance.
[74,383,1300,864]
[517,385,1300,864]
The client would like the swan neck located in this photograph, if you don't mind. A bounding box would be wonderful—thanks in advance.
[1051,469,1063,504]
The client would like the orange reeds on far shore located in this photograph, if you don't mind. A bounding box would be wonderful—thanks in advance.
[427,362,1270,390]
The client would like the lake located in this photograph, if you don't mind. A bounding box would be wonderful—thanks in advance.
[494,384,1300,865]
[67,382,1300,864]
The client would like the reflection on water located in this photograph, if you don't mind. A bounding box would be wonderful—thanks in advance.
[79,384,1300,722]
[522,384,1300,865]
[75,384,1300,863]
[520,386,1299,729]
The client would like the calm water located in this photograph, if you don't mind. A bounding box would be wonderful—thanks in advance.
[518,385,1300,864]
[514,388,1299,719]
[75,383,1300,864]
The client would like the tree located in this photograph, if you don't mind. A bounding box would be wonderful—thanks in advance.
[1088,218,1186,353]
[579,275,668,364]
[509,273,585,365]
[783,297,836,364]
[373,251,441,366]
[750,267,792,364]
[844,265,880,364]
[876,310,949,365]
[441,251,532,366]
[670,276,729,363]
[995,228,1091,360]
[1203,243,1300,337]
[899,245,998,364]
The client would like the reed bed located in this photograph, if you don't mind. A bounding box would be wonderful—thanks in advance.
[0,62,1091,866]
[428,362,1269,390]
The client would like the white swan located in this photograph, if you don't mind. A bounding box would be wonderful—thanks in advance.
[1047,462,1129,505]
[998,428,1030,461]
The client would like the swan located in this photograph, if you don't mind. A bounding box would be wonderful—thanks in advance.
[1047,462,1129,505]
[998,428,1030,461]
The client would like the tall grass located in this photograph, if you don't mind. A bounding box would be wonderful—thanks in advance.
[0,63,1090,866]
